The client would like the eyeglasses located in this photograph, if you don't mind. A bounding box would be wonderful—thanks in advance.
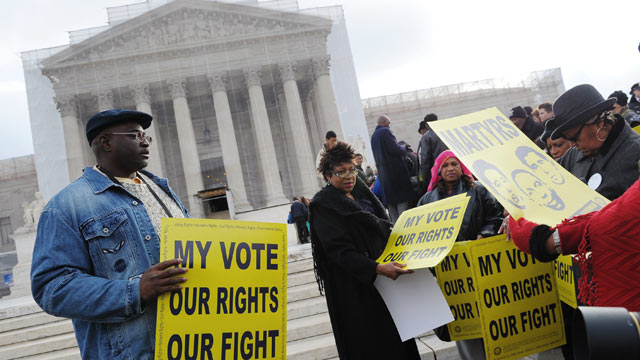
[562,112,609,142]
[106,132,152,143]
[332,168,358,179]
[563,121,588,142]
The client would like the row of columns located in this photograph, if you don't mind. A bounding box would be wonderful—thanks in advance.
[53,57,340,216]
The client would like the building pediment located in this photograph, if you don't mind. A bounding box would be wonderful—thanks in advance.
[42,0,332,68]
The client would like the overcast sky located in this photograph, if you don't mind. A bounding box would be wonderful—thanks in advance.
[1,0,639,160]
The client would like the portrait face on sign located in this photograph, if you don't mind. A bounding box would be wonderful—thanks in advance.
[473,159,526,210]
[512,169,565,211]
[515,146,565,185]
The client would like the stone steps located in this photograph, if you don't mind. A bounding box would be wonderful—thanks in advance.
[0,319,73,347]
[20,347,82,360]
[0,332,78,359]
[0,310,64,333]
[287,269,316,287]
[287,312,332,342]
[288,295,328,321]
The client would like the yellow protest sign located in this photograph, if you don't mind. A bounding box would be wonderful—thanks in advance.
[435,241,482,340]
[634,124,640,135]
[429,107,609,226]
[376,194,470,269]
[155,218,287,360]
[429,107,610,307]
[553,255,578,308]
[470,235,565,360]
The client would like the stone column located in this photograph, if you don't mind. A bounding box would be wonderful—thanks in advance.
[97,90,114,111]
[278,63,319,195]
[207,72,252,212]
[312,56,343,139]
[167,78,204,218]
[301,83,321,155]
[132,84,163,176]
[55,94,85,181]
[243,66,287,206]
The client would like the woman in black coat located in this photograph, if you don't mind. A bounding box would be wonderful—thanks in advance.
[310,141,420,359]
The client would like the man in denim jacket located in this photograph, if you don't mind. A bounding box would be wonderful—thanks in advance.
[31,109,189,359]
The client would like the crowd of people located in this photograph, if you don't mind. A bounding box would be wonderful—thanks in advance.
[308,81,640,360]
[27,75,640,359]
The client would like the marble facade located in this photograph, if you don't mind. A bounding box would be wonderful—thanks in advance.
[27,0,355,216]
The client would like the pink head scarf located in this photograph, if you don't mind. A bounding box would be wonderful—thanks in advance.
[427,150,473,192]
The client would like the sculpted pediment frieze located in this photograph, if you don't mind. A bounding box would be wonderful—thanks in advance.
[43,1,331,67]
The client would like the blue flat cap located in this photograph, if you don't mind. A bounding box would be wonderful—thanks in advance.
[86,109,152,144]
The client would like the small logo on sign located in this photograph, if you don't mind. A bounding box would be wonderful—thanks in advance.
[494,347,502,355]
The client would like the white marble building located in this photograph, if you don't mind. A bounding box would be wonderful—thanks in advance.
[21,0,370,217]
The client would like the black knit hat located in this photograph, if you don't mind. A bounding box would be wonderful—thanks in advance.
[630,82,640,94]
[608,90,628,106]
[550,84,615,140]
[508,106,527,119]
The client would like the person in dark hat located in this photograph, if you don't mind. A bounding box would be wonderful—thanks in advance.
[31,109,189,358]
[509,106,544,147]
[541,120,574,160]
[550,84,640,201]
[609,90,637,123]
[628,82,640,113]
[417,113,448,194]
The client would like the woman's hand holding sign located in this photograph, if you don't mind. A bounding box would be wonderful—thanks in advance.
[376,261,414,280]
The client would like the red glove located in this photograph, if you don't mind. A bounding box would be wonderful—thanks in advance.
[508,217,540,254]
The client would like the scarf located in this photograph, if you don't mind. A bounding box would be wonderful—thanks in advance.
[427,150,473,192]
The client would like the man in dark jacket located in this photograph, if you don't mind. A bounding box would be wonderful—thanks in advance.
[509,106,544,148]
[290,197,309,243]
[417,113,448,193]
[627,82,640,113]
[371,115,414,222]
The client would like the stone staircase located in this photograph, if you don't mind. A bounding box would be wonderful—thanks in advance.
[0,243,459,359]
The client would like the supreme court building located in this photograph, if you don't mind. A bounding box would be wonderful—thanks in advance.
[22,0,370,218]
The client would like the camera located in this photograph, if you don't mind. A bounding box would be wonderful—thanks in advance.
[573,306,640,359]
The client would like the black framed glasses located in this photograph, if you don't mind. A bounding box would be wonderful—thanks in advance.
[106,132,152,143]
[332,168,358,179]
[563,121,588,142]
[562,111,609,142]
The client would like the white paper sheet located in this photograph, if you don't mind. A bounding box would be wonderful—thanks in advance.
[374,268,454,341]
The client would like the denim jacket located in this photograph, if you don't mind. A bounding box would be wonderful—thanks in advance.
[31,167,188,359]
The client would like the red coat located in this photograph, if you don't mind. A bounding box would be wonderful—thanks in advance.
[511,177,640,311]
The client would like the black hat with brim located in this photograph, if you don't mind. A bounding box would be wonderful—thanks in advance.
[86,109,152,144]
[550,84,616,140]
[418,120,428,132]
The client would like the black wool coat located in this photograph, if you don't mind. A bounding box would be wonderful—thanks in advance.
[371,125,415,205]
[418,130,449,188]
[309,180,420,360]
